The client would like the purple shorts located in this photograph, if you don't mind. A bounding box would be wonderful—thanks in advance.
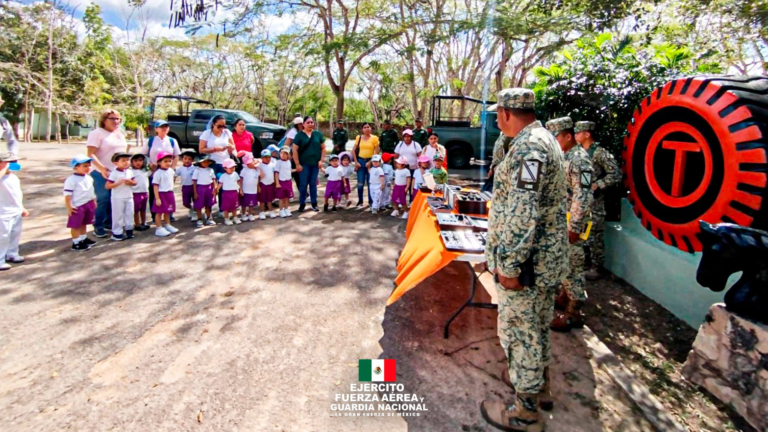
[240,193,258,208]
[182,184,194,209]
[152,191,176,214]
[276,180,294,199]
[67,200,96,229]
[343,178,351,195]
[259,183,276,203]
[133,192,148,214]
[194,184,215,210]
[392,184,408,205]
[325,179,343,200]
[220,190,240,212]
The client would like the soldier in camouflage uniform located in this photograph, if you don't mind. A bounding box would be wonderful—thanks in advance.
[331,119,348,155]
[490,133,512,174]
[574,121,621,280]
[480,89,569,432]
[412,117,429,147]
[379,120,399,153]
[546,117,593,333]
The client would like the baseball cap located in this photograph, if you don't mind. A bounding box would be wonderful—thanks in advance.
[329,154,339,160]
[433,153,444,161]
[111,152,132,162]
[381,153,393,163]
[222,159,236,169]
[267,144,280,153]
[402,129,414,136]
[261,149,272,157]
[371,154,382,163]
[70,154,92,168]
[396,156,409,165]
[293,117,304,125]
[156,151,173,161]
[241,152,254,164]
[417,155,430,163]
[280,146,291,154]
[154,119,169,128]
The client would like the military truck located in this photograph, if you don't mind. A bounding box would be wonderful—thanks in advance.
[427,95,501,168]
[149,96,286,153]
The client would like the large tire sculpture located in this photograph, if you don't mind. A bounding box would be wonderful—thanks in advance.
[623,76,768,253]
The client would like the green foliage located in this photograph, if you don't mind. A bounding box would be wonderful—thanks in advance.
[532,32,724,158]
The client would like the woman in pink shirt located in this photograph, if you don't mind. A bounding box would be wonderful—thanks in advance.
[86,109,129,238]
[232,119,255,155]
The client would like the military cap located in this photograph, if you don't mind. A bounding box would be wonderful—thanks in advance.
[574,121,596,133]
[546,117,574,136]
[487,88,535,111]
[415,117,423,122]
[384,119,392,125]
[336,119,345,123]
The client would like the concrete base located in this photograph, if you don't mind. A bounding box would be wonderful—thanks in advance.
[604,200,730,327]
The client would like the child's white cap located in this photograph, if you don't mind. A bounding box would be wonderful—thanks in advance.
[371,154,382,163]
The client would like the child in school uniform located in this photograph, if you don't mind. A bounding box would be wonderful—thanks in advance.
[151,152,177,237]
[105,152,136,241]
[381,153,395,210]
[339,152,354,208]
[176,150,197,221]
[368,154,386,214]
[130,154,150,231]
[322,154,344,212]
[257,149,277,219]
[411,155,431,192]
[64,155,97,251]
[239,152,260,221]
[274,147,295,217]
[391,156,411,219]
[217,159,242,225]
[0,153,28,270]
[193,156,217,227]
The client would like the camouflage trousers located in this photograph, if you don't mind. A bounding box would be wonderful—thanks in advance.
[496,281,555,394]
[563,241,587,301]
[587,211,606,268]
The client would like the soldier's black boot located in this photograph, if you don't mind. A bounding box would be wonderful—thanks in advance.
[481,393,542,432]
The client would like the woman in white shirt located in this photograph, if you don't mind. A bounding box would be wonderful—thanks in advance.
[198,115,235,175]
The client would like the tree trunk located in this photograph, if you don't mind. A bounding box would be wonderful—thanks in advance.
[46,4,54,143]
[335,85,345,123]
[55,113,61,144]
[23,91,30,143]
[28,108,34,142]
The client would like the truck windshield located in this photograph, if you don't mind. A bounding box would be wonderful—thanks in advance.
[235,111,260,123]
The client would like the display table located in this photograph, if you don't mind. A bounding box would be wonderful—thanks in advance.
[389,191,495,338]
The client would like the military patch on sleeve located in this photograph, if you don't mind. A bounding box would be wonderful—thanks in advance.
[516,160,542,192]
[580,171,592,188]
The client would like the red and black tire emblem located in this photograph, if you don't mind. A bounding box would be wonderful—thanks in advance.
[623,76,768,253]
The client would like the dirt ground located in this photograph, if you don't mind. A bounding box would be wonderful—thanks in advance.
[0,142,744,431]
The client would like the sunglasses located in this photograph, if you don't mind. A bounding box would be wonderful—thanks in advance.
[107,117,122,122]
[216,125,226,129]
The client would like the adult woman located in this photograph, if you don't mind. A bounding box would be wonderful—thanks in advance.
[232,119,255,155]
[86,109,129,237]
[421,132,447,168]
[199,115,235,176]
[291,116,326,212]
[141,120,181,219]
[351,123,380,209]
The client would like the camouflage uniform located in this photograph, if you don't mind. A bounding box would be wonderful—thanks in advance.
[332,122,348,155]
[548,117,593,302]
[486,89,569,395]
[379,127,399,154]
[412,126,429,147]
[491,133,512,170]
[575,121,621,268]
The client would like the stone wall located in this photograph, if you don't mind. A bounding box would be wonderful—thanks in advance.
[682,303,768,431]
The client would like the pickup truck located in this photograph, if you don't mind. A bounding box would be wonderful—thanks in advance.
[149,96,287,153]
[428,95,501,168]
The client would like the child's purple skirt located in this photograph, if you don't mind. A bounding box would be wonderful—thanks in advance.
[392,184,408,205]
[259,182,276,203]
[342,178,351,195]
[133,192,148,213]
[276,180,294,199]
[181,184,194,209]
[194,184,215,210]
[220,190,239,212]
[240,193,258,207]
[152,191,176,214]
[67,200,96,228]
[325,179,342,200]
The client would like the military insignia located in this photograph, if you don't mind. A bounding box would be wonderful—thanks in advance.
[580,171,592,188]
[516,160,541,192]
[374,366,382,375]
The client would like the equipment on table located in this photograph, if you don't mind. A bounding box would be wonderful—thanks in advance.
[440,230,487,253]
[443,185,492,215]
[436,214,488,232]
[427,197,454,213]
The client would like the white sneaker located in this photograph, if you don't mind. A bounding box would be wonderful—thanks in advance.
[372,209,378,215]
[155,227,171,237]
[205,219,216,226]
[391,210,400,217]
[165,224,179,234]
[196,220,204,228]
[191,213,198,222]
[259,212,266,220]
[285,209,292,217]
[5,255,24,263]
[247,214,255,222]
[0,262,10,271]
[269,211,277,219]
[279,209,286,218]
[224,218,233,226]
[188,209,196,219]
[401,211,409,219]
[233,217,242,224]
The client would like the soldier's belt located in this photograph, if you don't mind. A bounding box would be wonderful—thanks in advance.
[566,212,592,241]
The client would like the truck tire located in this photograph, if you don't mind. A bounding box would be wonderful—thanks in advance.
[447,144,471,168]
[623,76,768,253]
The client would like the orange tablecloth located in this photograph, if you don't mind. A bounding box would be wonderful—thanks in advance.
[388,192,461,305]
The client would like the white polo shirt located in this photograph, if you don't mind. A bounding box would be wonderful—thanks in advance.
[258,160,276,185]
[325,165,344,181]
[132,170,150,194]
[219,172,240,191]
[275,160,293,181]
[192,167,216,186]
[240,166,260,194]
[176,165,196,186]
[63,174,96,207]
[152,168,175,192]
[107,168,135,199]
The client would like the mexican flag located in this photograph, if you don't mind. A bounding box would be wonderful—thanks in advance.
[359,359,397,382]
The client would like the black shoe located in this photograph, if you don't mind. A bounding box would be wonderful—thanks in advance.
[332,206,338,212]
[94,229,108,238]
[298,204,306,212]
[71,242,91,252]
[111,234,125,241]
[355,201,363,209]
[323,204,329,212]
[135,224,149,232]
[125,230,134,239]
[82,237,96,246]
[311,205,320,212]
